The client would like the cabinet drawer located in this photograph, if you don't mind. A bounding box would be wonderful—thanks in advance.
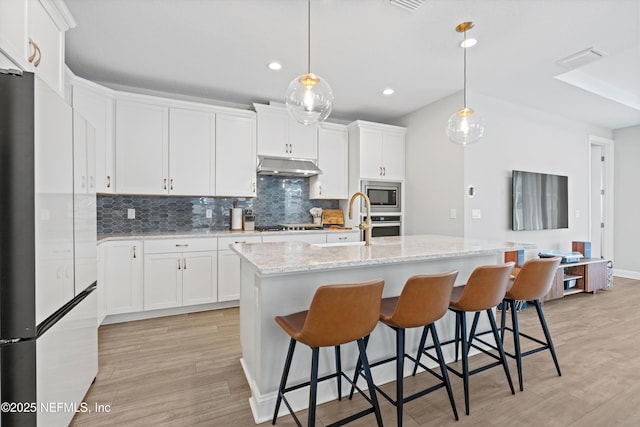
[326,231,360,244]
[144,238,217,254]
[218,235,262,250]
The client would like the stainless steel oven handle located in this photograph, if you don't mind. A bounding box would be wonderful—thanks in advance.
[370,222,402,227]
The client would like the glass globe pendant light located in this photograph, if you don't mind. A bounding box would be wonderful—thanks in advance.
[447,22,485,145]
[285,0,333,126]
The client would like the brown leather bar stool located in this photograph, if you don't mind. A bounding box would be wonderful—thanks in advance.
[272,279,384,427]
[499,256,563,391]
[349,271,459,426]
[415,262,515,416]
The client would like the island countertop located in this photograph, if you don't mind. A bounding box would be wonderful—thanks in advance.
[231,234,535,275]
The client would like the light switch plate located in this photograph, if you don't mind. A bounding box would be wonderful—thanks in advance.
[471,209,481,219]
[127,208,135,219]
[450,208,457,219]
[206,208,213,218]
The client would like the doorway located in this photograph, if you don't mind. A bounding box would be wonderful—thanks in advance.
[589,136,614,260]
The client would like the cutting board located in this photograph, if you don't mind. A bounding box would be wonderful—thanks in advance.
[323,209,344,225]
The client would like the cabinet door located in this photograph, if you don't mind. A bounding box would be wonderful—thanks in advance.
[359,127,384,179]
[256,106,288,157]
[326,231,360,244]
[216,113,256,197]
[115,99,168,195]
[103,241,143,315]
[218,250,240,302]
[144,253,182,310]
[27,0,64,95]
[169,108,215,196]
[288,119,317,159]
[382,131,405,181]
[310,125,348,199]
[262,233,326,244]
[0,0,28,70]
[182,251,217,306]
[586,261,607,292]
[72,82,115,193]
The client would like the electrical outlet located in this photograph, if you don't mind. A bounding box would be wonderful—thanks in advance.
[450,208,457,219]
[471,209,481,219]
[575,210,581,218]
[127,208,135,219]
[206,208,213,218]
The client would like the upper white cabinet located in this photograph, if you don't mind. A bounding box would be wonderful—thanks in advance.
[348,120,406,181]
[72,79,115,193]
[310,123,349,199]
[169,107,216,196]
[215,112,257,197]
[115,98,169,195]
[0,0,75,96]
[254,103,317,160]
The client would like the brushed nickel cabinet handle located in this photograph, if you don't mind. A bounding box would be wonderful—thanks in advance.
[163,178,167,190]
[132,246,137,259]
[177,258,181,270]
[107,175,111,188]
[90,176,95,189]
[82,176,86,188]
[183,259,187,270]
[170,178,174,191]
[175,244,189,247]
[252,182,256,193]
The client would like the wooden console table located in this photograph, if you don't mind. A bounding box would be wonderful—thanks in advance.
[543,258,609,301]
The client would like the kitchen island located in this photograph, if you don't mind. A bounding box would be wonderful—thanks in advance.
[232,234,535,423]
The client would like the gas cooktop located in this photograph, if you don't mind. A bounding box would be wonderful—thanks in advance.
[256,224,324,232]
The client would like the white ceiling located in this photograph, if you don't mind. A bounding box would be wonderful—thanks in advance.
[64,0,640,130]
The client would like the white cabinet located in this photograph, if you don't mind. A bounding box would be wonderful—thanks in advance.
[72,111,97,296]
[102,240,143,315]
[254,103,317,159]
[143,238,218,310]
[349,120,406,181]
[72,79,115,193]
[262,233,326,244]
[310,123,348,199]
[115,98,169,194]
[217,235,262,302]
[0,1,28,69]
[215,112,257,197]
[169,107,215,196]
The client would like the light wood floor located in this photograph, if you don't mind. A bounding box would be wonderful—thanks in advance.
[71,277,640,426]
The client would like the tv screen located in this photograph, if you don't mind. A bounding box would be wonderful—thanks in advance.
[512,170,568,231]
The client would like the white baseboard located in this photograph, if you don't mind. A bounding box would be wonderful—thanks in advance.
[613,270,640,280]
[101,300,239,325]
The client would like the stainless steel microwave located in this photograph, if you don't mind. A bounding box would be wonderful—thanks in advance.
[361,180,401,212]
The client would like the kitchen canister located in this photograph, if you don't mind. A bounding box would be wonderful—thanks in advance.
[231,208,243,230]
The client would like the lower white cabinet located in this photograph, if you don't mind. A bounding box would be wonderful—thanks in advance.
[261,233,326,244]
[326,231,360,243]
[143,238,218,310]
[217,235,262,302]
[102,240,143,315]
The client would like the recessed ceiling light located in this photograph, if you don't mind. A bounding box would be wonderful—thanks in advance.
[382,88,395,96]
[268,61,282,71]
[460,38,477,48]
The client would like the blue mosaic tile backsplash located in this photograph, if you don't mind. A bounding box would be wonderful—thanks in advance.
[97,175,340,234]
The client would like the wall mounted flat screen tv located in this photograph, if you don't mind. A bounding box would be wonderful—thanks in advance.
[512,170,568,231]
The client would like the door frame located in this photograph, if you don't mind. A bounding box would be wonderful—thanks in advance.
[588,135,614,261]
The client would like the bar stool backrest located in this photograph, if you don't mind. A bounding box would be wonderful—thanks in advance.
[300,279,384,347]
[507,257,562,301]
[453,263,515,312]
[385,271,458,328]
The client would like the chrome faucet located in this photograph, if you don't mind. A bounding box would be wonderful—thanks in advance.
[348,192,372,246]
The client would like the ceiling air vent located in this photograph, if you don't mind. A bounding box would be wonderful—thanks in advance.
[557,47,608,70]
[388,0,429,12]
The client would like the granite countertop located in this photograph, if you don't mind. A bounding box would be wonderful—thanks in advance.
[97,228,358,243]
[230,234,536,275]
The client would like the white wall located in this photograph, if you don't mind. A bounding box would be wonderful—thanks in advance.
[613,125,640,278]
[398,90,613,260]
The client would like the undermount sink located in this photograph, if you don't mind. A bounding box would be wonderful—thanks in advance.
[311,241,367,248]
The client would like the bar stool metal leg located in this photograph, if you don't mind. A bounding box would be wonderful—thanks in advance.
[510,299,524,391]
[396,327,405,427]
[308,348,320,427]
[430,323,459,421]
[533,300,562,377]
[334,346,342,400]
[273,338,296,425]
[356,337,384,427]
[459,311,470,416]
[487,308,515,396]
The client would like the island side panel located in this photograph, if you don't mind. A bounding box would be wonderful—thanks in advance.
[241,253,500,423]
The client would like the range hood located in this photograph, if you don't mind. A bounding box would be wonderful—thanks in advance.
[257,157,322,177]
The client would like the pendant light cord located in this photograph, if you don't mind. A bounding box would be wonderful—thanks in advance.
[463,29,467,109]
[307,0,311,74]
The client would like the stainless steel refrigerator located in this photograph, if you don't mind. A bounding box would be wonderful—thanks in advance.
[1,70,98,426]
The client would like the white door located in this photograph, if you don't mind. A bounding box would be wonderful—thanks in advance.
[182,251,217,306]
[216,113,256,197]
[104,241,143,315]
[144,253,182,310]
[169,108,215,196]
[590,145,604,259]
[115,99,168,194]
